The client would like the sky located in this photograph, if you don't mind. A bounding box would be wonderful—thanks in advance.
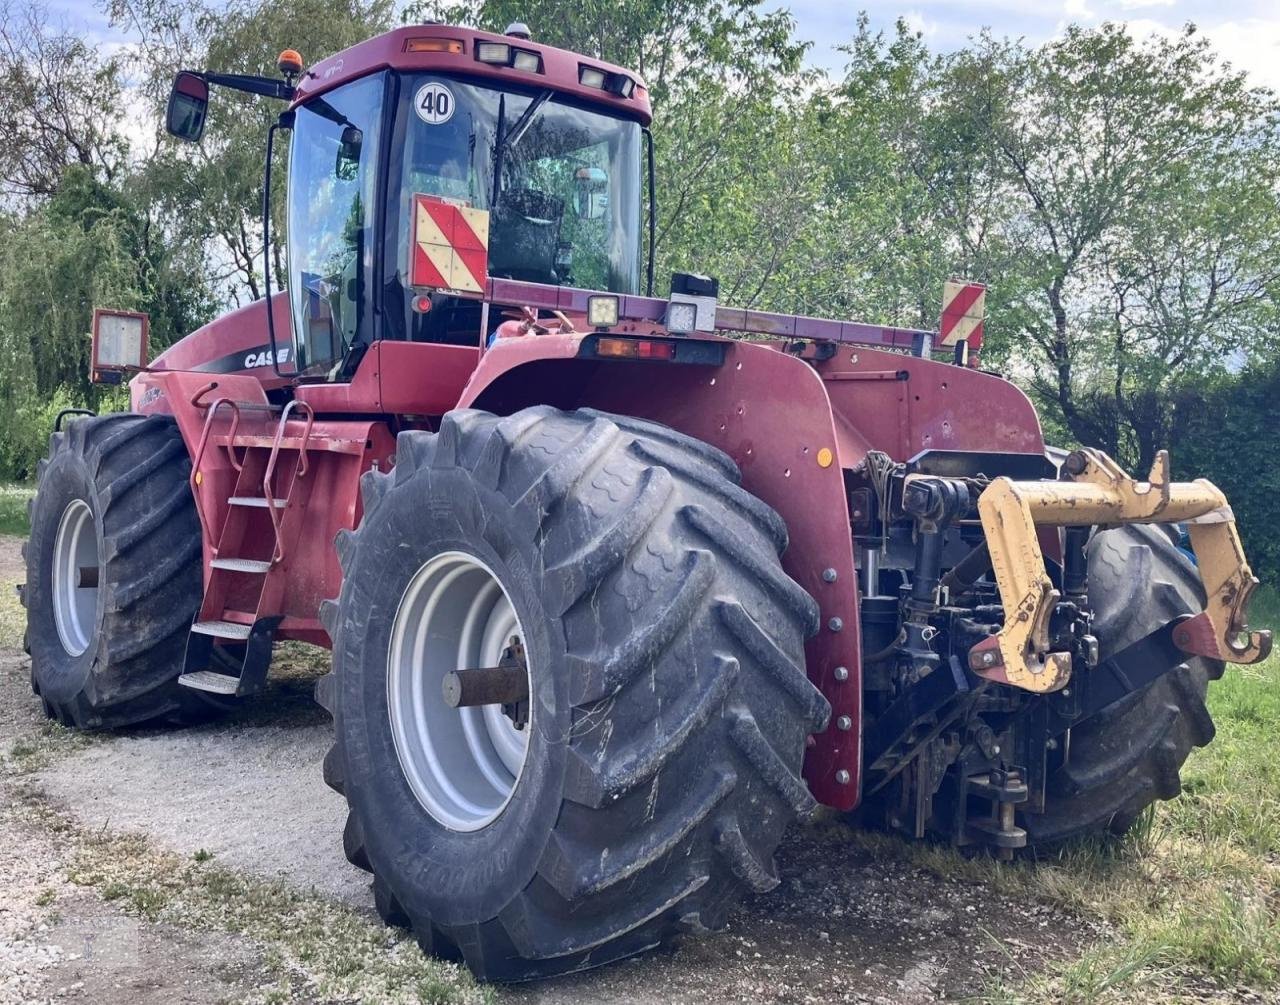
[45,0,1280,92]
[770,0,1280,89]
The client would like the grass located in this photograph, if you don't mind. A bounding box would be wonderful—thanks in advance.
[0,481,33,536]
[0,785,494,1005]
[0,505,1276,1000]
[975,585,1280,1002]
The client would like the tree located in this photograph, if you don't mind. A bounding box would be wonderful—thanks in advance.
[940,25,1280,469]
[110,0,394,303]
[0,2,129,201]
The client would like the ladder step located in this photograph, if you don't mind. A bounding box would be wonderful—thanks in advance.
[178,671,242,695]
[191,619,253,640]
[211,557,273,573]
[229,496,286,508]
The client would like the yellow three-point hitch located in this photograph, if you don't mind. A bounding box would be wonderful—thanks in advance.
[968,449,1273,693]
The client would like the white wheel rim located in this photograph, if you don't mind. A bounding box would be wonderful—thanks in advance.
[387,551,532,831]
[52,499,100,657]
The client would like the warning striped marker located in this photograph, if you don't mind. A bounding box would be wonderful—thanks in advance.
[939,280,985,362]
[411,194,489,296]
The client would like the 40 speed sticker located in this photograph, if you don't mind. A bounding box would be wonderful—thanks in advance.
[414,82,455,125]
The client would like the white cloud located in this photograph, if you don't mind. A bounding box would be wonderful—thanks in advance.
[1201,18,1280,92]
[903,10,942,38]
[1124,15,1280,92]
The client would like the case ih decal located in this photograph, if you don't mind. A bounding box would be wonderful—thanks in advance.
[410,194,489,296]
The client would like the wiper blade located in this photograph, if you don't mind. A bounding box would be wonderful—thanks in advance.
[492,89,554,208]
[502,89,553,150]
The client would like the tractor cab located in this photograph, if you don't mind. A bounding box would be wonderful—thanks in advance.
[165,24,652,380]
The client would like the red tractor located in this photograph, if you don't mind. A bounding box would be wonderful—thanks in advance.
[22,22,1271,981]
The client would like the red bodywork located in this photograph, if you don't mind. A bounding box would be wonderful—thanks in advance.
[292,26,652,125]
[131,26,1044,809]
[134,275,1043,809]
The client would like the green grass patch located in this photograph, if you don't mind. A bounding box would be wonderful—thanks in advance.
[984,585,1280,1001]
[0,482,33,536]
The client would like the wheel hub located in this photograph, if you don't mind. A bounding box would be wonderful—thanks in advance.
[386,551,532,832]
[51,499,100,657]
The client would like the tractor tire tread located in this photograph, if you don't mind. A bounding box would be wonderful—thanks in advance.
[320,406,827,981]
[1024,524,1222,847]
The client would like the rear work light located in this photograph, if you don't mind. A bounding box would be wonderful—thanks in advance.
[595,337,676,360]
[579,66,607,89]
[512,50,542,72]
[476,41,511,63]
[405,37,464,53]
[476,41,542,71]
[587,295,619,328]
[579,65,636,96]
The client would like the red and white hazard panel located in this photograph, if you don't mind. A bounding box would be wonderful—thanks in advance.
[939,280,985,356]
[411,194,489,296]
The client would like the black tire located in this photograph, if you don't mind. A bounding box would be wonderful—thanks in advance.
[1023,523,1223,845]
[316,407,828,981]
[23,413,218,728]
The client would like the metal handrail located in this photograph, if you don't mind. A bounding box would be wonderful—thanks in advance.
[189,397,242,556]
[263,399,315,564]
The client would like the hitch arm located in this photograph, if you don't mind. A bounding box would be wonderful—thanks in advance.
[969,448,1271,693]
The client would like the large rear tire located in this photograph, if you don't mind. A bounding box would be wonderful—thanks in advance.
[317,407,828,981]
[1023,523,1223,845]
[23,413,216,728]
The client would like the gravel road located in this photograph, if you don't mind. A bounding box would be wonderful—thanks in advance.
[0,534,1094,1003]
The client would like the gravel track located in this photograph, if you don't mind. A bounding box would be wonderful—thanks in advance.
[0,534,1094,1003]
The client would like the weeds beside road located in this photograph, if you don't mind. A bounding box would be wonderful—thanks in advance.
[1,514,1277,1002]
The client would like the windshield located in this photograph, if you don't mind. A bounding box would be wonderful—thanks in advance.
[382,73,642,345]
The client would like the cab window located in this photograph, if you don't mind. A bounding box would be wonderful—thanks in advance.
[287,73,386,379]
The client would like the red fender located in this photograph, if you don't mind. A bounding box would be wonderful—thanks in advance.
[459,335,864,808]
[457,334,1047,810]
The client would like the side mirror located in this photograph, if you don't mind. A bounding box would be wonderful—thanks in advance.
[91,309,149,385]
[335,125,363,181]
[573,166,609,220]
[166,72,209,142]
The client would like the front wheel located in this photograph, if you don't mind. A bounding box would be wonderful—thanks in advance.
[316,407,829,981]
[23,413,213,728]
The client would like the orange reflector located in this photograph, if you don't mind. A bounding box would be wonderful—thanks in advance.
[817,447,834,468]
[595,338,676,360]
[405,37,464,53]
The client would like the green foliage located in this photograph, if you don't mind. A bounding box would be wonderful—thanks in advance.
[0,0,1278,589]
[0,482,33,536]
[1174,365,1280,586]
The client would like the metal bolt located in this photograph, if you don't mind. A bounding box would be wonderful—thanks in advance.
[980,651,996,667]
[833,665,849,682]
[1062,689,1071,697]
[822,568,838,583]
[1046,738,1058,750]
[836,715,852,731]
[991,745,1001,755]
[835,769,851,785]
[828,617,843,632]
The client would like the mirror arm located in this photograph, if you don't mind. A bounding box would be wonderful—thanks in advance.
[200,70,295,102]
